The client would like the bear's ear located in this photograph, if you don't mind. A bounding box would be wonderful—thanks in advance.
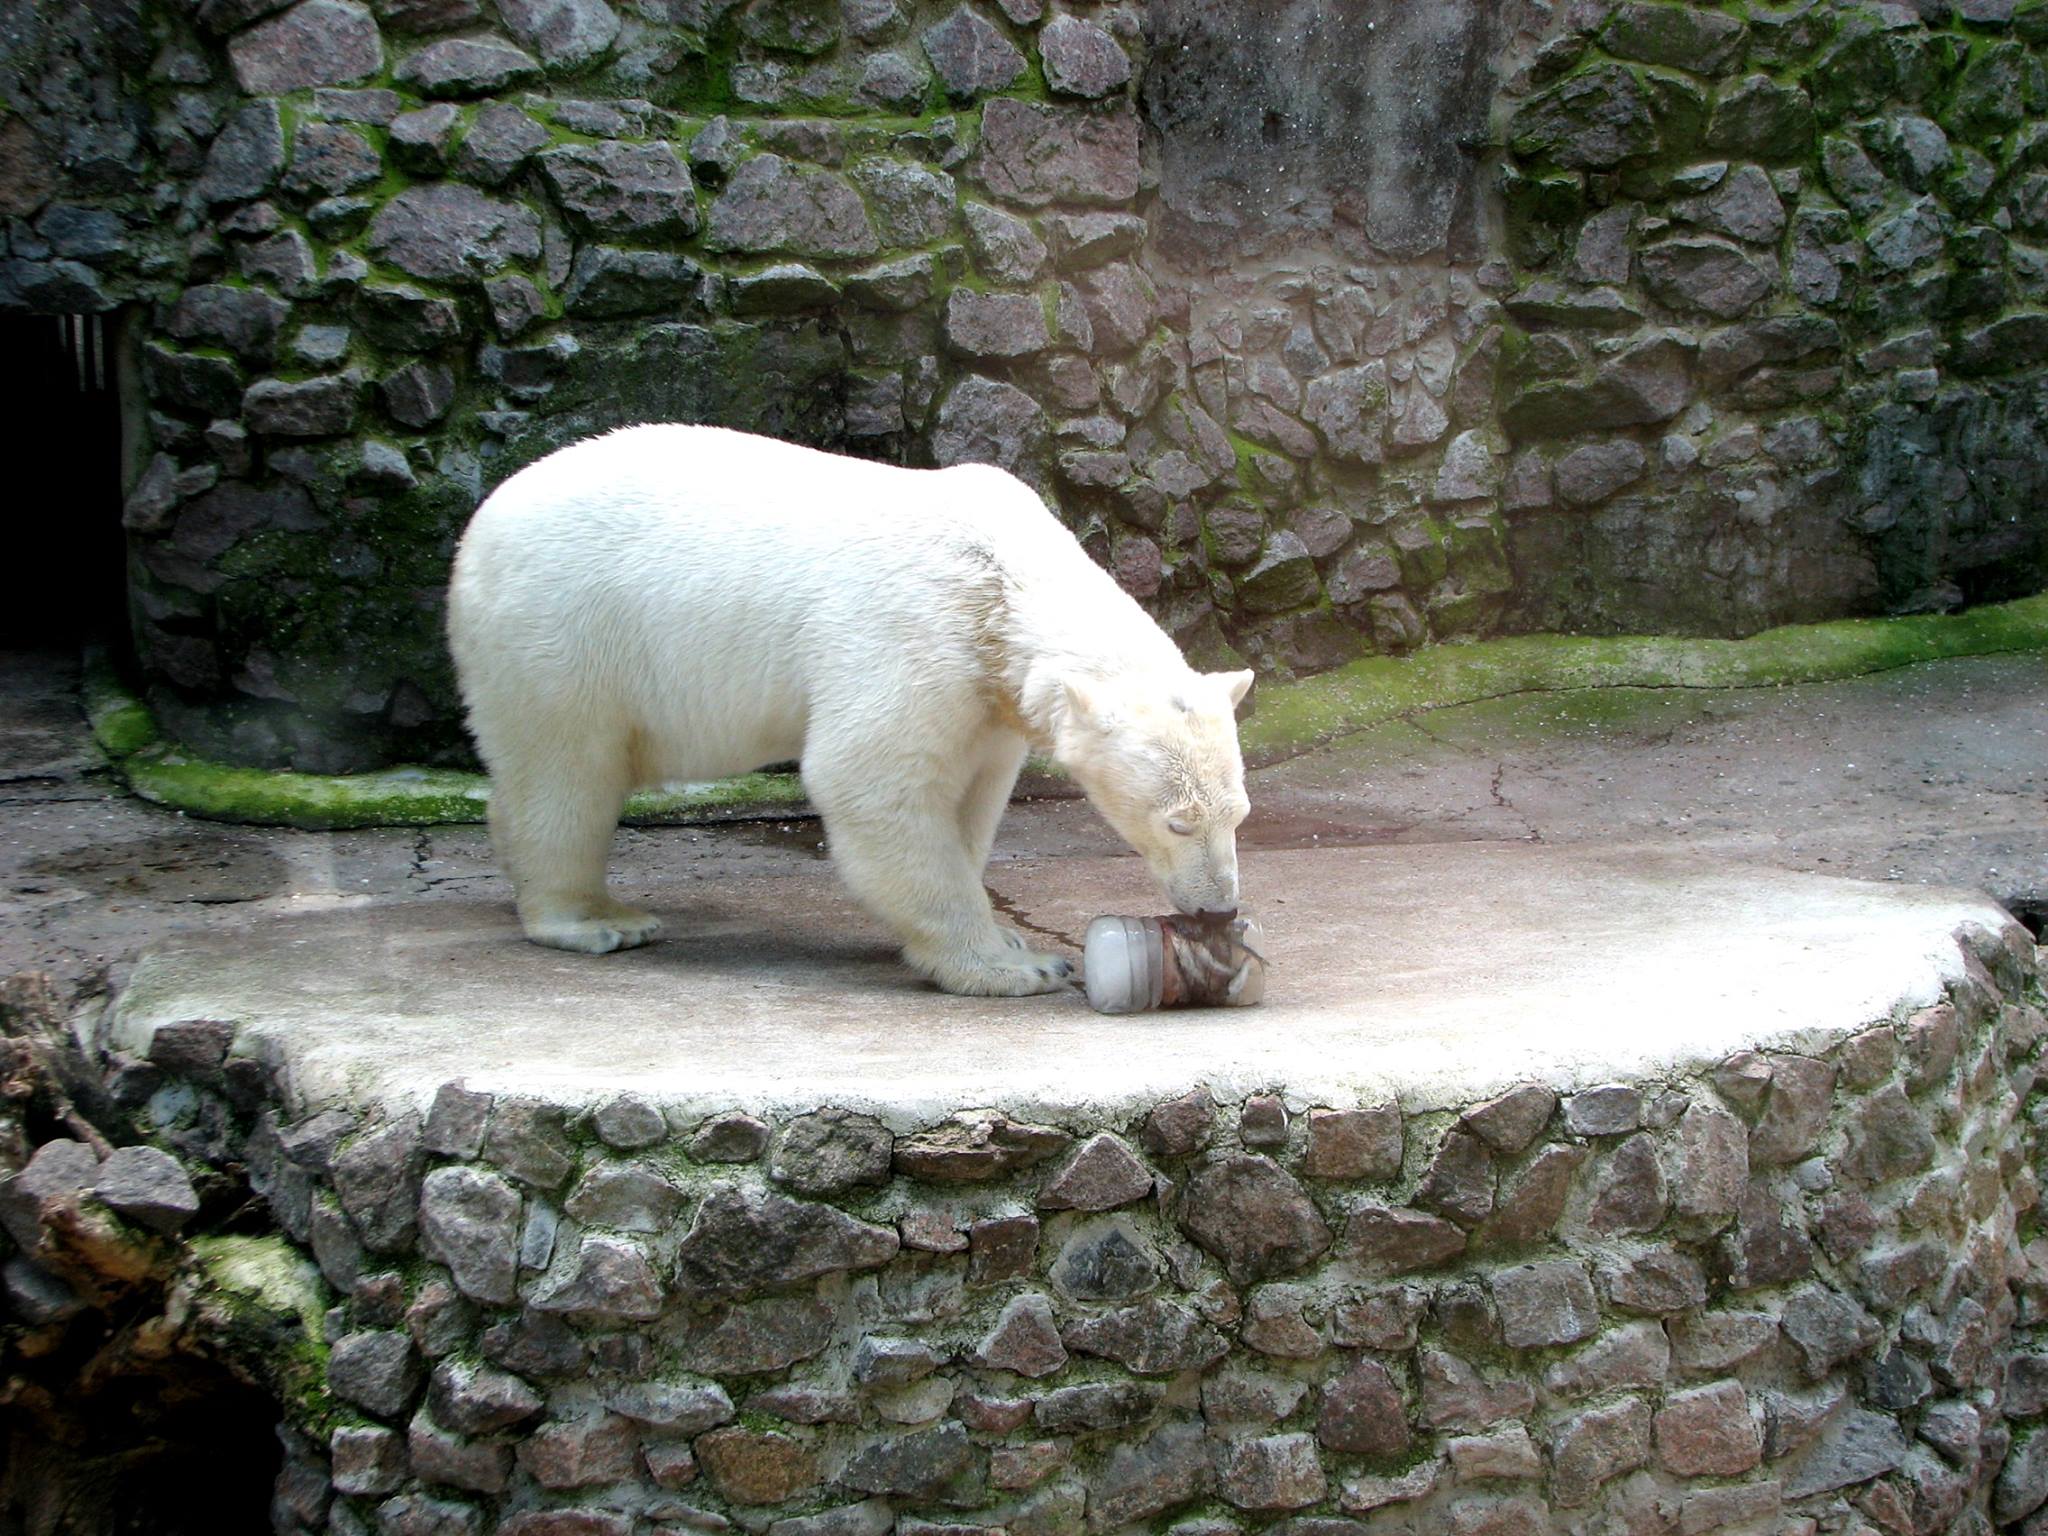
[1059,675,1110,735]
[1212,669,1255,709]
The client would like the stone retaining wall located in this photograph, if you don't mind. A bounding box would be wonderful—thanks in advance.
[3,0,2046,769]
[39,916,2040,1533]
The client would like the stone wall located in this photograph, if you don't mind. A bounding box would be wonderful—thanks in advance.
[32,918,2040,1534]
[3,0,2047,769]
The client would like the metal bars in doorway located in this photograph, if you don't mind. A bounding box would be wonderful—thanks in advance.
[0,309,130,643]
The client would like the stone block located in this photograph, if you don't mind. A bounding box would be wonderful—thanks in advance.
[365,183,541,281]
[1447,1424,1541,1481]
[690,1112,771,1163]
[1600,1249,1708,1315]
[1550,1398,1651,1507]
[922,7,1024,97]
[1317,1360,1410,1457]
[93,1146,199,1233]
[1216,1434,1325,1511]
[1037,1381,1160,1435]
[1490,1260,1599,1347]
[331,1331,422,1420]
[1202,1368,1309,1428]
[704,155,880,259]
[698,1427,820,1506]
[1419,1350,1534,1433]
[332,1425,407,1497]
[393,37,541,97]
[539,142,697,240]
[531,1234,664,1322]
[937,290,1048,362]
[1241,1283,1323,1358]
[975,99,1141,208]
[230,0,382,92]
[1085,1421,1210,1532]
[1748,1055,1836,1166]
[497,0,616,67]
[243,376,359,439]
[418,1166,520,1304]
[1301,1107,1402,1180]
[427,1359,542,1436]
[674,1187,896,1297]
[1050,1217,1158,1305]
[1177,1154,1331,1283]
[1673,1102,1748,1226]
[1346,1205,1467,1274]
[1460,1086,1557,1154]
[480,1311,586,1380]
[683,1297,835,1375]
[1545,1321,1669,1400]
[840,1421,979,1502]
[1062,1297,1227,1376]
[1654,1382,1761,1477]
[976,1293,1067,1377]
[967,1213,1038,1285]
[516,1413,639,1489]
[1040,15,1129,97]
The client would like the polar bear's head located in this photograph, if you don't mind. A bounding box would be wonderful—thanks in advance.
[1054,669,1256,919]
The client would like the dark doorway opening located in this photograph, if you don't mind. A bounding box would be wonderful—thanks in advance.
[0,1345,287,1536]
[0,312,130,650]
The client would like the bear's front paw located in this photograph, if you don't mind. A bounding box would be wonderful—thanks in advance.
[915,943,1075,997]
[521,899,663,955]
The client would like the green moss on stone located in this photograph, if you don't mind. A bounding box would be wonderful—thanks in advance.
[1240,592,2048,762]
[83,650,160,759]
[89,597,2048,826]
[125,748,493,829]
[191,1232,334,1427]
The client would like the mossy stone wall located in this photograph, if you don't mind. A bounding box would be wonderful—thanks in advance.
[2,0,2045,770]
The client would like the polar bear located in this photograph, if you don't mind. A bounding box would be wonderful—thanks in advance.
[446,424,1253,997]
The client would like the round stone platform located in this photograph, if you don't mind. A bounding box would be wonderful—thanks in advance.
[103,844,2012,1123]
[84,844,2048,1536]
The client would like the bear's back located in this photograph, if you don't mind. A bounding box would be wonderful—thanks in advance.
[448,424,1105,723]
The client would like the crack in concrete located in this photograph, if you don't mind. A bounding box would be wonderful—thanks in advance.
[1489,761,1544,844]
[1387,707,1545,843]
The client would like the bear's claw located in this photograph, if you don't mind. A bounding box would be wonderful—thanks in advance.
[916,942,1075,996]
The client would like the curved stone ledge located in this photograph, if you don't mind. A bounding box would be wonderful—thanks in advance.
[88,845,2048,1535]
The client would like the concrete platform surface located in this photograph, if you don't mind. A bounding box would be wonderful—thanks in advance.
[102,842,2016,1124]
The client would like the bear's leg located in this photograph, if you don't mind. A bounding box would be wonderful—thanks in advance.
[806,744,1072,997]
[488,740,661,956]
[956,730,1037,954]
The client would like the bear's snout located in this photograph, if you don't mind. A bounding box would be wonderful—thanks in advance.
[1163,858,1239,922]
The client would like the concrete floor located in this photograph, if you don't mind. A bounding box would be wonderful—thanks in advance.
[3,646,2045,1007]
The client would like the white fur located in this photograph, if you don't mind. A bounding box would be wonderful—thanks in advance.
[447,424,1253,996]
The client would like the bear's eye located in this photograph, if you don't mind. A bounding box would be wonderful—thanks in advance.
[1165,815,1196,837]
